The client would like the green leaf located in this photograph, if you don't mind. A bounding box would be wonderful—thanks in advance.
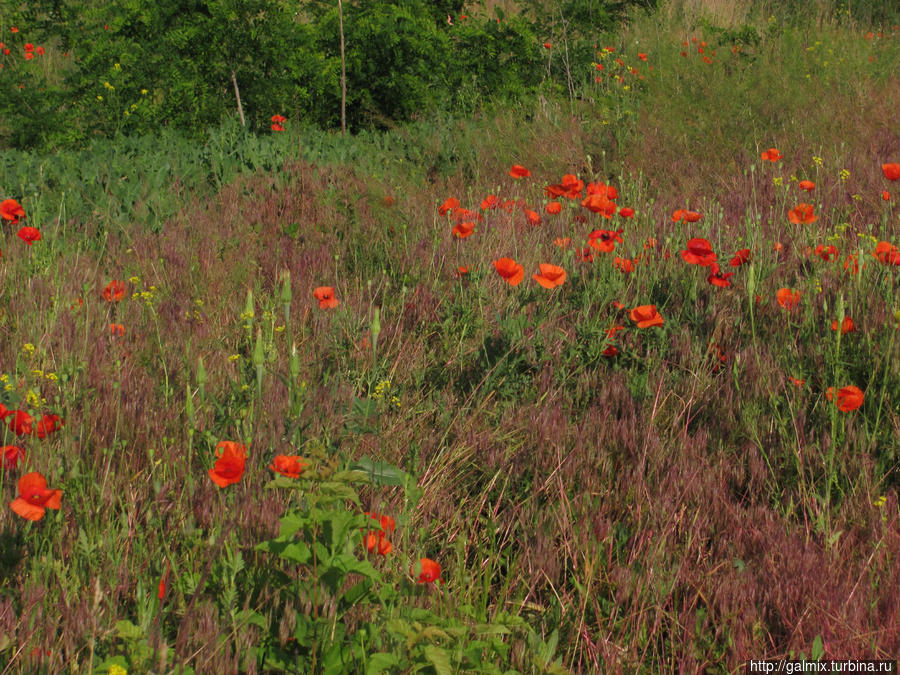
[256,539,311,564]
[811,634,824,661]
[114,619,143,640]
[350,456,407,486]
[424,645,452,675]
[365,653,401,675]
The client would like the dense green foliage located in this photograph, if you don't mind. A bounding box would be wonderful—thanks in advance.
[0,0,668,150]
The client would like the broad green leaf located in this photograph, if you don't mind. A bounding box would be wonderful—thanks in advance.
[350,456,407,486]
[424,645,452,675]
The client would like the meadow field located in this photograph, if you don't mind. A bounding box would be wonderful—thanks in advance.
[1,1,899,672]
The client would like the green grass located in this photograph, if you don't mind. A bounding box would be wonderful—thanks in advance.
[1,4,899,673]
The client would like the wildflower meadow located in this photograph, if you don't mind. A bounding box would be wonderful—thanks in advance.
[1,0,899,672]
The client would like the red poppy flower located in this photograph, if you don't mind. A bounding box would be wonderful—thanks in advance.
[788,376,805,388]
[313,286,339,309]
[844,252,860,275]
[493,257,525,286]
[588,229,623,253]
[271,114,286,124]
[814,244,839,262]
[582,193,617,217]
[760,148,782,162]
[576,247,594,263]
[684,210,702,222]
[788,203,817,224]
[884,191,891,201]
[363,531,393,556]
[270,454,307,478]
[834,385,864,412]
[618,207,635,218]
[103,280,126,302]
[831,316,855,334]
[873,241,900,265]
[36,46,44,56]
[681,238,717,266]
[707,263,733,288]
[776,288,801,310]
[630,304,664,328]
[109,323,125,336]
[532,263,567,289]
[524,209,541,226]
[586,182,618,199]
[208,441,247,488]
[798,180,816,192]
[365,512,396,533]
[481,194,500,210]
[613,257,634,274]
[17,226,41,245]
[24,51,34,60]
[412,558,443,584]
[638,53,647,61]
[543,42,552,49]
[7,410,32,436]
[438,197,460,215]
[451,221,475,238]
[24,43,34,52]
[730,248,751,267]
[32,414,64,439]
[509,164,531,179]
[10,472,63,521]
[270,123,285,132]
[456,266,469,277]
[1,198,26,223]
[554,237,570,248]
[882,163,900,181]
[2,446,25,470]
[545,201,562,215]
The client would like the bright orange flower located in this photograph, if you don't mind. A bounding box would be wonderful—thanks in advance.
[706,263,733,288]
[760,148,782,162]
[270,454,307,478]
[882,163,900,181]
[481,194,500,210]
[576,247,594,263]
[412,557,443,584]
[831,316,855,334]
[509,164,531,179]
[17,226,41,245]
[543,42,552,49]
[109,323,125,336]
[629,304,664,328]
[451,221,475,238]
[776,288,801,310]
[788,376,805,388]
[493,257,525,286]
[798,180,816,192]
[438,197,460,215]
[884,190,891,201]
[613,256,634,274]
[532,263,566,288]
[545,201,562,215]
[1,198,26,223]
[456,266,469,276]
[684,211,702,222]
[582,193,617,217]
[103,280,126,302]
[10,472,62,521]
[365,511,396,533]
[554,237,571,248]
[873,241,900,265]
[681,238,717,266]
[363,531,393,556]
[587,229,623,253]
[638,53,647,61]
[834,385,864,412]
[618,207,635,218]
[730,248,751,267]
[788,203,817,224]
[208,441,247,488]
[524,209,541,226]
[313,286,339,309]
